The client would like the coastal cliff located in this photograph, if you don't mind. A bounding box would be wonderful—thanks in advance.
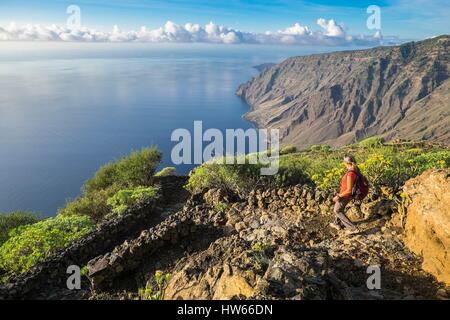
[237,35,450,148]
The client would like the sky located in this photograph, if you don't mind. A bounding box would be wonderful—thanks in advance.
[0,0,448,44]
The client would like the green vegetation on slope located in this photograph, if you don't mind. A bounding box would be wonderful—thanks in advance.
[58,147,162,221]
[187,138,450,196]
[0,215,94,277]
[0,211,40,245]
[107,186,158,215]
[155,167,176,177]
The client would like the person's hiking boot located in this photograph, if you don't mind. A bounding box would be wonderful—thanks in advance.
[329,222,343,231]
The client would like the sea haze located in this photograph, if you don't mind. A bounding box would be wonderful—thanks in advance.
[0,42,370,216]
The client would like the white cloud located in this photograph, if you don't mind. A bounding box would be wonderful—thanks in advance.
[316,18,345,37]
[0,19,393,46]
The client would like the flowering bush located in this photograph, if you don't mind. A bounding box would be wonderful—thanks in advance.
[314,147,450,193]
[187,141,450,195]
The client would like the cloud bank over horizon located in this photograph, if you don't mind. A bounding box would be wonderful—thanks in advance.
[0,19,393,46]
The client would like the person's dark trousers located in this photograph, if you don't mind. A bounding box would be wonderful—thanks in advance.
[333,197,357,230]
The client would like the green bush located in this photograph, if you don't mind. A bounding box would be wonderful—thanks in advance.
[59,147,162,221]
[84,147,162,194]
[359,136,384,148]
[137,271,171,300]
[0,211,40,245]
[58,186,119,222]
[186,154,310,195]
[107,186,158,215]
[280,145,297,155]
[214,202,229,213]
[0,215,94,276]
[309,144,323,151]
[186,162,250,194]
[155,167,176,177]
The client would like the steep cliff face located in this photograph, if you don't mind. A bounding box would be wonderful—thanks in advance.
[237,35,450,148]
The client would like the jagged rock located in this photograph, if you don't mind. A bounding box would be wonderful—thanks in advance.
[253,247,329,300]
[164,236,260,300]
[361,198,396,218]
[403,169,450,285]
[203,188,230,206]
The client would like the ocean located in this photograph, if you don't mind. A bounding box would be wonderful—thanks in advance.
[0,42,367,216]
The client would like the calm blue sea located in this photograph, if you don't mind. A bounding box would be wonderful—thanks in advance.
[0,42,368,216]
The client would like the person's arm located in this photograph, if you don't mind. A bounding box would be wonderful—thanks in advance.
[338,173,355,198]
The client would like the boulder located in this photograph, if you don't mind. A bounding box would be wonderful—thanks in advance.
[254,248,329,299]
[403,169,450,285]
[164,236,260,300]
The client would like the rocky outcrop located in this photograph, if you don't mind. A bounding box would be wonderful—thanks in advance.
[403,169,450,285]
[165,236,260,300]
[165,236,330,300]
[82,183,448,301]
[237,35,450,148]
[159,184,446,300]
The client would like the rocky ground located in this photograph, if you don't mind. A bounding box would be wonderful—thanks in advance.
[87,171,450,300]
[2,171,448,300]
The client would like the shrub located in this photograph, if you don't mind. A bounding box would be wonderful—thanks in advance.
[276,155,311,186]
[309,144,323,151]
[84,147,161,194]
[280,145,297,155]
[359,136,384,148]
[58,186,119,222]
[137,271,170,300]
[59,147,162,221]
[155,167,176,177]
[0,215,94,275]
[186,155,310,195]
[311,167,346,191]
[251,241,274,268]
[214,202,229,213]
[0,211,40,245]
[186,162,250,195]
[107,186,158,215]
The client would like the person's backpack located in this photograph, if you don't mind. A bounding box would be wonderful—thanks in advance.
[349,169,369,201]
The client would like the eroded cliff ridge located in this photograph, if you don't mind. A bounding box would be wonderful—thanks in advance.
[237,35,450,148]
